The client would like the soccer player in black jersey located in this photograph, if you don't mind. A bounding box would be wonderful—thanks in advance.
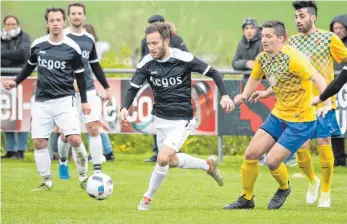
[3,7,90,191]
[55,3,112,181]
[119,22,235,210]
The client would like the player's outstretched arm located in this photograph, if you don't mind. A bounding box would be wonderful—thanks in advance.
[14,63,36,85]
[316,66,347,103]
[234,77,262,105]
[249,87,274,103]
[119,86,140,126]
[310,71,332,117]
[4,62,36,90]
[204,67,235,112]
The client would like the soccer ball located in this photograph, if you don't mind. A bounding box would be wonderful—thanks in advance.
[86,173,114,200]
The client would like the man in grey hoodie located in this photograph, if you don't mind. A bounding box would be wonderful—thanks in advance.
[232,18,262,71]
[330,14,347,167]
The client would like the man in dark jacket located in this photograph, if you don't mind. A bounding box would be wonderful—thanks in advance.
[330,14,347,167]
[1,15,30,159]
[140,14,188,57]
[232,18,262,71]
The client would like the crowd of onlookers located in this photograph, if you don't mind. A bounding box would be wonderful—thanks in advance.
[1,12,346,166]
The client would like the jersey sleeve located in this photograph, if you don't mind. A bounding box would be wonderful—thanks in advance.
[72,50,85,73]
[250,55,265,80]
[27,45,38,66]
[330,34,347,63]
[88,43,99,63]
[289,50,316,80]
[187,57,211,75]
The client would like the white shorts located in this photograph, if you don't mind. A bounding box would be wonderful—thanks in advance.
[31,95,80,139]
[76,89,102,124]
[154,116,196,152]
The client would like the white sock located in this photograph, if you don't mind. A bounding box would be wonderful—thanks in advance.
[71,143,88,175]
[176,153,209,171]
[89,135,103,170]
[58,137,70,164]
[34,148,51,177]
[71,147,79,169]
[144,163,169,199]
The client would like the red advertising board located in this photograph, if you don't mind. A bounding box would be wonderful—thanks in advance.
[1,77,217,135]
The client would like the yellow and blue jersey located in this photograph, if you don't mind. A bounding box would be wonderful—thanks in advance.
[251,45,317,122]
[288,29,347,109]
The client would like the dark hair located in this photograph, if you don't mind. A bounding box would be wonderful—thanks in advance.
[262,20,287,37]
[3,15,19,25]
[44,7,66,22]
[292,1,317,16]
[68,3,86,15]
[83,24,98,41]
[145,22,171,39]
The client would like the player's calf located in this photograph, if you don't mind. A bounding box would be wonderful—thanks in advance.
[86,122,104,173]
[33,139,53,191]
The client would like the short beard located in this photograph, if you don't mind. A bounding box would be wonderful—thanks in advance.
[72,23,82,28]
[157,47,167,60]
[298,22,313,33]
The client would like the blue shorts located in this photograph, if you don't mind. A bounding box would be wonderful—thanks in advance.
[314,110,342,138]
[261,114,317,154]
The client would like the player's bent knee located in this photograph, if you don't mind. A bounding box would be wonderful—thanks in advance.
[86,121,99,136]
[266,157,281,170]
[34,138,48,150]
[66,134,82,147]
[244,149,261,160]
[157,154,170,166]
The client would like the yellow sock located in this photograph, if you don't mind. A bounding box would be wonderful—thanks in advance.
[318,145,334,192]
[241,159,259,200]
[296,148,316,183]
[270,163,289,190]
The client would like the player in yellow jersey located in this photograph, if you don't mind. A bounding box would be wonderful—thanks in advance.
[288,1,347,208]
[223,21,330,210]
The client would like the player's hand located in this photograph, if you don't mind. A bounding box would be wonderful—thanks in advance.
[220,95,235,113]
[233,94,247,106]
[249,91,269,103]
[311,96,322,106]
[104,88,112,106]
[3,79,17,90]
[315,106,331,118]
[119,108,129,127]
[316,98,332,118]
[81,103,91,115]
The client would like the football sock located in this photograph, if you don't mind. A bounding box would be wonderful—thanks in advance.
[318,145,334,192]
[241,159,259,200]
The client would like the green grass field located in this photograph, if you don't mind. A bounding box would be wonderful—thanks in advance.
[1,154,347,224]
[2,1,347,66]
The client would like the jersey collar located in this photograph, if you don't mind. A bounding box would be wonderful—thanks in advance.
[64,27,85,36]
[48,34,66,45]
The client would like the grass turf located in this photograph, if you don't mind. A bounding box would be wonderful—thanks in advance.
[1,154,347,224]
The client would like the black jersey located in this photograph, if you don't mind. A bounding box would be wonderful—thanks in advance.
[130,48,211,120]
[64,28,99,91]
[28,34,84,101]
